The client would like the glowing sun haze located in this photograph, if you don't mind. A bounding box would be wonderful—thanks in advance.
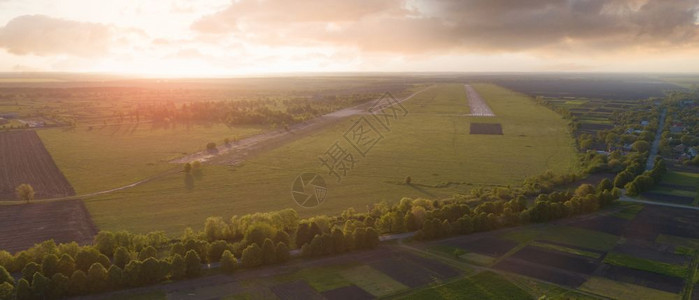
[0,0,698,76]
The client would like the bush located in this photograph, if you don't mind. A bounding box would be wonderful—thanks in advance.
[405,176,412,185]
[206,142,217,151]
[15,184,34,202]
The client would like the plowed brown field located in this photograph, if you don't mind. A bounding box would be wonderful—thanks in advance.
[0,130,75,199]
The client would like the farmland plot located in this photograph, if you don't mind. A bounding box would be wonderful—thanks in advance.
[0,130,74,199]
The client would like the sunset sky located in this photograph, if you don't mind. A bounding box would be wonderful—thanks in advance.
[0,0,698,76]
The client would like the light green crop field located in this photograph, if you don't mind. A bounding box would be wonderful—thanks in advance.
[38,124,264,193]
[55,83,576,234]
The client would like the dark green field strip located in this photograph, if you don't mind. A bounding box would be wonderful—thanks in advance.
[390,271,532,300]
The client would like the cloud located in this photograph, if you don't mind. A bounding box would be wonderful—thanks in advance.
[191,0,699,54]
[0,15,113,56]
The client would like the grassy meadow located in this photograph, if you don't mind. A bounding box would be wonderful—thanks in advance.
[43,83,576,234]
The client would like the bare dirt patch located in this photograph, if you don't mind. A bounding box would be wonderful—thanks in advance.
[597,264,684,294]
[369,257,437,288]
[0,199,97,252]
[469,123,503,135]
[624,206,699,240]
[0,130,75,199]
[509,246,599,275]
[494,257,588,288]
[441,236,517,257]
[567,215,628,236]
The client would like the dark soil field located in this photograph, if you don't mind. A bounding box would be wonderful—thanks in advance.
[321,285,374,300]
[369,257,438,288]
[656,183,696,192]
[494,257,588,287]
[469,123,503,135]
[441,236,518,257]
[641,192,694,205]
[567,215,628,236]
[509,246,599,274]
[270,280,324,300]
[624,206,699,240]
[0,130,75,199]
[395,251,460,279]
[597,264,685,294]
[0,199,97,253]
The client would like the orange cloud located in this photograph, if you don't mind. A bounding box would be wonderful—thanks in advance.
[0,15,113,56]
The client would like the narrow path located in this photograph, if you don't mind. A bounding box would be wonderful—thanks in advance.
[646,108,667,170]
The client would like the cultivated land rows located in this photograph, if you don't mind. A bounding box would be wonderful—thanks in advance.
[0,130,75,199]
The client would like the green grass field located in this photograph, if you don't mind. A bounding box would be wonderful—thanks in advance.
[39,124,264,193]
[393,271,532,299]
[500,225,620,252]
[603,252,689,278]
[44,83,576,234]
[579,277,678,300]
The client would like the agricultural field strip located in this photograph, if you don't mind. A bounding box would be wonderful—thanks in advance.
[464,84,495,116]
[172,84,434,164]
[0,131,75,200]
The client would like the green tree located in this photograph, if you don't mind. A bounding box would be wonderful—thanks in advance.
[631,140,650,152]
[241,244,263,268]
[87,263,108,293]
[15,278,31,300]
[49,273,69,299]
[207,240,230,262]
[15,184,34,202]
[220,250,237,273]
[107,265,124,290]
[21,262,39,281]
[169,254,186,280]
[31,272,50,298]
[40,254,59,278]
[184,250,201,278]
[0,266,13,285]
[57,254,76,277]
[597,178,613,192]
[275,242,290,263]
[262,239,276,265]
[113,247,131,269]
[140,258,162,284]
[94,231,117,257]
[75,248,101,272]
[138,246,157,261]
[68,270,87,296]
[574,184,596,197]
[0,282,14,300]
